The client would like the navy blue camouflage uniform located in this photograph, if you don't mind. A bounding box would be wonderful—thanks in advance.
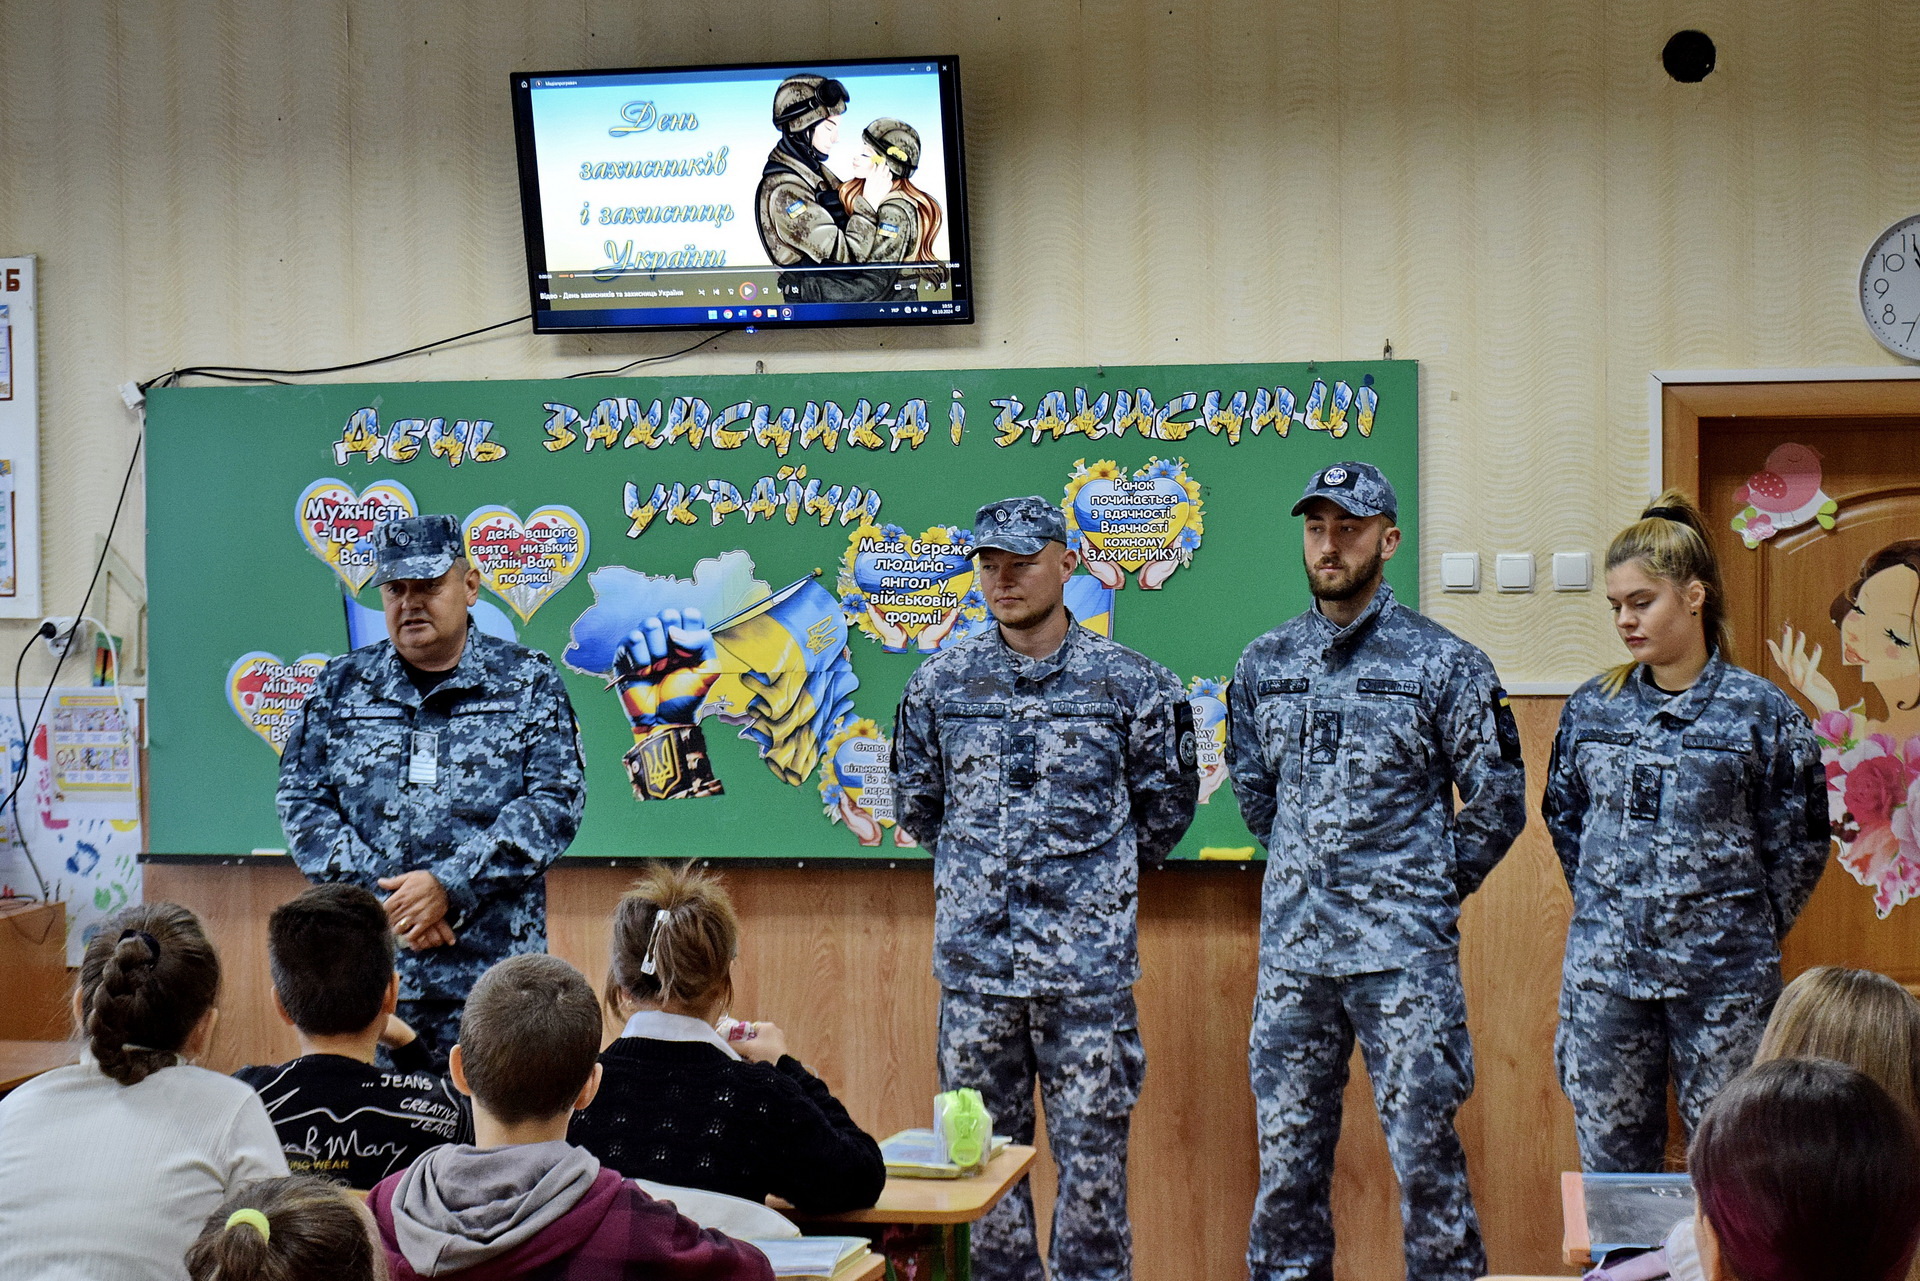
[1542,653,1829,1172]
[892,497,1198,1281]
[277,519,586,1056]
[1228,582,1527,1281]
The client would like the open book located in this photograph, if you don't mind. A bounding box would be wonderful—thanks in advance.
[880,1127,1014,1178]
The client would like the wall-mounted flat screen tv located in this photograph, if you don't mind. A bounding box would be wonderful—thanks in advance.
[511,56,972,334]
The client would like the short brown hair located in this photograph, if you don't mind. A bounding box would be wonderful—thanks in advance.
[268,884,396,1036]
[1692,1058,1920,1281]
[605,862,739,1019]
[185,1176,381,1281]
[457,954,601,1124]
[78,902,220,1086]
[1755,966,1920,1116]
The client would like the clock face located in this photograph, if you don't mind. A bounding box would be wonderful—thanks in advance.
[1860,214,1920,360]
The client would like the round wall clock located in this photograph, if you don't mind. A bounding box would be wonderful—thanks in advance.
[1860,214,1920,360]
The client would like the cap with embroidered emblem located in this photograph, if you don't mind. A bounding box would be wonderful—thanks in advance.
[368,514,464,588]
[1291,460,1398,519]
[967,495,1068,556]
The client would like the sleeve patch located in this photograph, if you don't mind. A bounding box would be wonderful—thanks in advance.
[1492,686,1523,763]
[1174,699,1198,771]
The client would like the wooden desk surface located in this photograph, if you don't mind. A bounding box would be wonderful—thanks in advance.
[0,1040,77,1094]
[1560,1170,1591,1268]
[833,1253,885,1281]
[786,1145,1038,1226]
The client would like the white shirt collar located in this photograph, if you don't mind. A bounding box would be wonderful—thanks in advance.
[620,1009,742,1060]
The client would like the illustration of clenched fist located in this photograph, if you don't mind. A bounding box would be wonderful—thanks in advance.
[614,608,722,727]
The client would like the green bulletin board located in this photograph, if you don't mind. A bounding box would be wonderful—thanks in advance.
[145,360,1417,862]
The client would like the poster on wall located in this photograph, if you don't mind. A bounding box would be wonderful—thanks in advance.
[0,258,39,616]
[145,360,1417,863]
[0,690,144,964]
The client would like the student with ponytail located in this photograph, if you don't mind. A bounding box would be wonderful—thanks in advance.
[0,902,288,1280]
[184,1176,385,1281]
[567,863,885,1213]
[1542,492,1830,1172]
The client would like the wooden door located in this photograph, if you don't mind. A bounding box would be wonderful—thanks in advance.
[1698,414,1920,982]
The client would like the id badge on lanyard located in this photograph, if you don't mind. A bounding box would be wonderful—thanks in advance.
[408,731,439,788]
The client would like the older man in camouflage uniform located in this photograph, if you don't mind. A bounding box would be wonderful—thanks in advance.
[1543,649,1827,1171]
[892,495,1199,1281]
[1227,463,1528,1281]
[277,515,585,1056]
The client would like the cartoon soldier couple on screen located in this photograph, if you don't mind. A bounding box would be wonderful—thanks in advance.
[755,72,947,305]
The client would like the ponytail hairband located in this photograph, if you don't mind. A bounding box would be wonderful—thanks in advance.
[1642,506,1690,525]
[639,906,671,977]
[225,1208,271,1242]
[117,928,160,959]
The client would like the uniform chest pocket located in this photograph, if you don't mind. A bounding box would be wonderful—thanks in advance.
[1338,681,1432,778]
[1039,700,1126,785]
[1253,679,1309,774]
[1677,732,1755,817]
[934,702,1006,770]
[1574,730,1636,796]
[331,706,406,771]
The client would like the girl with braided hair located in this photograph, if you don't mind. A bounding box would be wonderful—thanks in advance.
[0,902,287,1280]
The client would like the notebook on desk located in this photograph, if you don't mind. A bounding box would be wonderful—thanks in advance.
[880,1128,1014,1179]
[1582,1172,1695,1255]
[746,1236,872,1279]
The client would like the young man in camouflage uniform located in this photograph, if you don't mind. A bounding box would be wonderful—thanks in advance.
[1227,463,1528,1281]
[277,515,586,1055]
[892,495,1199,1281]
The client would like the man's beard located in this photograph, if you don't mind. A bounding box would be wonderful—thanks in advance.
[1304,548,1385,602]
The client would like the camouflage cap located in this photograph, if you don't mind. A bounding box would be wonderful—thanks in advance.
[1291,461,1398,520]
[367,514,464,588]
[967,495,1068,557]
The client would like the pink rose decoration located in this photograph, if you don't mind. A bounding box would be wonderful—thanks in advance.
[1746,514,1776,540]
[1816,710,1855,747]
[1894,777,1920,851]
[1846,755,1909,830]
[1842,824,1903,886]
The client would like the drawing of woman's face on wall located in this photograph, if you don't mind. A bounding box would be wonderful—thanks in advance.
[1840,563,1920,686]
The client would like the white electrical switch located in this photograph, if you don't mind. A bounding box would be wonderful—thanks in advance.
[1552,551,1593,592]
[1439,552,1480,592]
[1495,553,1535,593]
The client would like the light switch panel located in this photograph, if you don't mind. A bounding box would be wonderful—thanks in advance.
[1495,553,1535,593]
[1552,551,1593,592]
[1439,552,1480,592]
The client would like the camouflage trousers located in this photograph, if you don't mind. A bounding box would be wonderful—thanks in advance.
[938,987,1146,1281]
[1247,960,1483,1281]
[1555,978,1778,1172]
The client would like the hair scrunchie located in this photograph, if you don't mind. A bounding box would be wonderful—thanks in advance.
[224,1208,271,1241]
[117,928,161,960]
[1642,505,1691,524]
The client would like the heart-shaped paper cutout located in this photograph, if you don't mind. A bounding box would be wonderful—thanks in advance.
[1064,458,1204,587]
[463,505,591,622]
[836,525,976,653]
[227,652,330,755]
[297,479,417,592]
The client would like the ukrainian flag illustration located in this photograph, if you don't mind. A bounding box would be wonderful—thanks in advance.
[703,574,861,785]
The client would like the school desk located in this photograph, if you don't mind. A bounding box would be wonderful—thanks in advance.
[778,1144,1038,1281]
[0,1039,77,1096]
[1561,1170,1591,1267]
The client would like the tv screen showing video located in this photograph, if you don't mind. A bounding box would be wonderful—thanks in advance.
[511,56,972,334]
